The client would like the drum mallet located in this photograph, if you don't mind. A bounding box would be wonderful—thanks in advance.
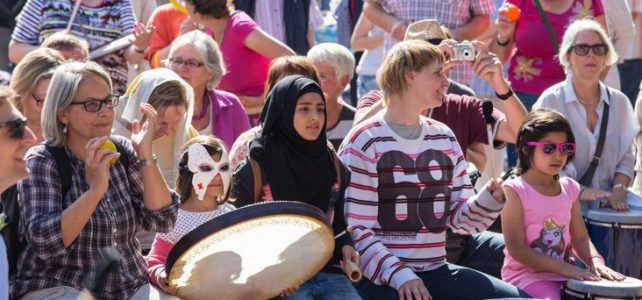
[335,226,363,282]
[482,101,497,179]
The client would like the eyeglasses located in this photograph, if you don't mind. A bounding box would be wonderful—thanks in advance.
[168,57,205,68]
[68,94,119,112]
[526,142,576,156]
[569,43,608,56]
[32,95,45,107]
[0,118,27,139]
[426,38,444,46]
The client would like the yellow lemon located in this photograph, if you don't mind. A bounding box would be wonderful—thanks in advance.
[98,140,119,165]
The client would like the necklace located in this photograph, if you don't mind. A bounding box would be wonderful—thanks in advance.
[192,93,210,121]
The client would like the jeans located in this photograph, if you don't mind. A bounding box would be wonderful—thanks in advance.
[456,231,506,279]
[282,272,362,300]
[357,74,379,101]
[618,59,642,106]
[507,91,541,167]
[19,284,180,300]
[354,264,531,300]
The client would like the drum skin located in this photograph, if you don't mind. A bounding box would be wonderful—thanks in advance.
[562,277,642,299]
[166,201,335,300]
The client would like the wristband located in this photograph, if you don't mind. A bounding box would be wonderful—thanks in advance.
[613,183,628,192]
[495,86,514,101]
[134,47,146,54]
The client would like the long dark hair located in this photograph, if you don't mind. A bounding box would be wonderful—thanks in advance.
[515,109,576,176]
[175,135,232,204]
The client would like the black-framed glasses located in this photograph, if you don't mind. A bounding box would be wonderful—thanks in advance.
[168,57,205,68]
[0,118,27,139]
[68,94,119,112]
[569,43,608,56]
[32,94,45,108]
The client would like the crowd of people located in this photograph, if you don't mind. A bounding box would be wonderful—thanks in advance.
[1,0,642,299]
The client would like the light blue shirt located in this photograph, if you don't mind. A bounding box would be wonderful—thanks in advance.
[0,237,8,300]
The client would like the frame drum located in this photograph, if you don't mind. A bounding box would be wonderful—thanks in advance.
[165,201,335,300]
[586,208,642,279]
[562,277,642,299]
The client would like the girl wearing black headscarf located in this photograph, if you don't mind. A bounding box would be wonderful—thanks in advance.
[232,75,361,299]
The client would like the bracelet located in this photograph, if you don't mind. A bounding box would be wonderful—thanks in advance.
[138,155,157,166]
[133,47,146,54]
[390,20,404,35]
[613,183,628,192]
[496,36,510,47]
[590,254,605,262]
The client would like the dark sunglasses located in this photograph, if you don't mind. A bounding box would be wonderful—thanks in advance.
[0,118,27,139]
[427,38,444,46]
[68,94,119,112]
[527,142,576,156]
[569,43,608,56]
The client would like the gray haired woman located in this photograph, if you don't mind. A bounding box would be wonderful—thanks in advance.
[534,19,637,212]
[13,61,180,300]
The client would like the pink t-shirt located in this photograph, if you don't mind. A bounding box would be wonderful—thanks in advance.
[507,0,604,94]
[501,176,580,289]
[214,11,271,97]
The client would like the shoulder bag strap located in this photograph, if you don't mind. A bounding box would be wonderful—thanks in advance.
[248,157,262,203]
[532,0,560,53]
[578,88,610,186]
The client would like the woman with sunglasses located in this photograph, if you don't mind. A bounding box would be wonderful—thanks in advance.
[12,61,180,300]
[534,19,638,212]
[501,109,624,300]
[0,86,37,300]
[9,48,65,143]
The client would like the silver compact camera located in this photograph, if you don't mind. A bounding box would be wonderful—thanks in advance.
[451,42,477,61]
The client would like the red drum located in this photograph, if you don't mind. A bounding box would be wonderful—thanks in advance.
[165,201,335,300]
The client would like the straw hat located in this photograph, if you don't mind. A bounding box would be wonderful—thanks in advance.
[404,19,448,42]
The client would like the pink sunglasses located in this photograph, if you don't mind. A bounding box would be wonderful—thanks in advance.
[526,142,576,156]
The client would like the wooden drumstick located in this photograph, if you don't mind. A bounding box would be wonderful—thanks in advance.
[334,226,363,282]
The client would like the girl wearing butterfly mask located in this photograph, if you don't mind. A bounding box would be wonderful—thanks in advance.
[145,135,235,295]
[501,109,623,300]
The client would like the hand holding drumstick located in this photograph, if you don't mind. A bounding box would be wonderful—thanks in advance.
[336,226,363,282]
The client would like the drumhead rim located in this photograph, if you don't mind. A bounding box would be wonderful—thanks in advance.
[165,201,332,274]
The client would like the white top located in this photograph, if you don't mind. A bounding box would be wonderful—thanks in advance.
[355,26,385,76]
[157,203,236,245]
[602,0,636,88]
[533,77,638,191]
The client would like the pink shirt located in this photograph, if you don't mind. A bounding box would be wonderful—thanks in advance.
[502,176,580,289]
[507,0,604,94]
[214,11,271,97]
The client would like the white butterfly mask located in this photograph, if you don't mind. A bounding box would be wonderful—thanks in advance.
[187,143,231,201]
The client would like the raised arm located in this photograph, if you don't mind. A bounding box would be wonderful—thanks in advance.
[350,14,383,52]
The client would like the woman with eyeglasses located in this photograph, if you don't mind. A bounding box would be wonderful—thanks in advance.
[0,87,37,300]
[168,30,250,150]
[181,0,295,122]
[533,19,638,213]
[9,48,65,142]
[12,61,180,300]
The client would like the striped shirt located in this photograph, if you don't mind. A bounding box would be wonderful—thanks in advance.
[252,0,324,44]
[12,136,179,299]
[365,0,495,85]
[338,113,503,290]
[11,0,136,94]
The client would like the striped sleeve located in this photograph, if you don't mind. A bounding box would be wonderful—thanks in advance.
[11,0,44,44]
[339,126,419,290]
[119,0,137,36]
[446,138,503,234]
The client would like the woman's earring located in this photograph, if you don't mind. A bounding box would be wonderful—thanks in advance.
[62,125,68,133]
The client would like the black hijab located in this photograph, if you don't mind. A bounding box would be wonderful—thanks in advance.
[249,75,334,208]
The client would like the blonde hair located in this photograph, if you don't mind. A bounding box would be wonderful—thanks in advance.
[377,40,445,104]
[559,19,618,73]
[42,61,112,147]
[41,31,90,60]
[9,48,65,112]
